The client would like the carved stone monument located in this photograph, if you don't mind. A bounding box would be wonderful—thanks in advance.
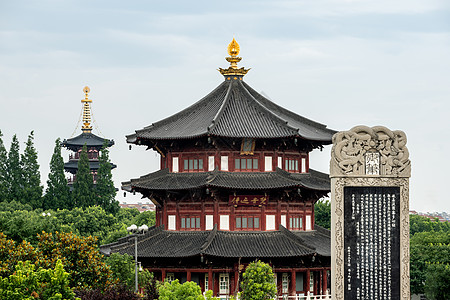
[330,126,411,300]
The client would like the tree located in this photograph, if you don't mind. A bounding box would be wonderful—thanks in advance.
[72,144,95,208]
[44,138,71,210]
[7,134,22,202]
[0,260,78,300]
[96,141,119,214]
[314,198,331,229]
[158,279,204,300]
[240,260,277,300]
[424,263,450,300]
[0,130,8,201]
[104,253,135,288]
[21,131,43,209]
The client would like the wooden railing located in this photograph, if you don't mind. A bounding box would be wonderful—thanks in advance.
[203,291,331,300]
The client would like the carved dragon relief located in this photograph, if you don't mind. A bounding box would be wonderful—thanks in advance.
[330,125,411,177]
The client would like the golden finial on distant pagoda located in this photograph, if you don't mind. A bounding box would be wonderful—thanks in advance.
[81,86,93,133]
[219,38,250,77]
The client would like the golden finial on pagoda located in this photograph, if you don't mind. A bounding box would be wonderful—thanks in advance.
[218,38,250,77]
[81,86,93,133]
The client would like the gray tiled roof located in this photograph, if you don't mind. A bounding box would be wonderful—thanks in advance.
[127,79,335,143]
[100,225,330,259]
[63,160,117,173]
[123,168,330,192]
[62,132,114,151]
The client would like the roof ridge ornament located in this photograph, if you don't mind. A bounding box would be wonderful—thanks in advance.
[218,38,250,78]
[81,86,93,133]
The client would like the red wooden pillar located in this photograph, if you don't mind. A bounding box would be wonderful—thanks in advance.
[290,270,296,296]
[161,269,166,282]
[322,269,328,295]
[187,270,191,282]
[162,202,167,229]
[214,200,219,228]
[208,269,213,291]
[305,270,310,295]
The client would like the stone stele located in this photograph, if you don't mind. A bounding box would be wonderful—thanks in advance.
[330,125,411,300]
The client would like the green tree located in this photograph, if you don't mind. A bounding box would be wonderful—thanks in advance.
[96,141,119,214]
[314,198,331,229]
[0,130,8,201]
[72,144,94,208]
[44,138,71,210]
[7,134,23,202]
[158,279,204,300]
[105,253,135,288]
[21,131,43,209]
[240,260,277,300]
[0,260,78,300]
[424,263,450,300]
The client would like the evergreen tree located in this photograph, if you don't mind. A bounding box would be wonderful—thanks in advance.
[44,138,71,210]
[0,130,8,201]
[72,144,94,208]
[7,134,23,202]
[96,141,119,214]
[21,131,43,208]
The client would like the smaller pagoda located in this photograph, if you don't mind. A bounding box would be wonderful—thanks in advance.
[62,86,116,186]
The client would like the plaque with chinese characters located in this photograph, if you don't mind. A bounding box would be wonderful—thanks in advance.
[344,186,400,300]
[229,195,268,206]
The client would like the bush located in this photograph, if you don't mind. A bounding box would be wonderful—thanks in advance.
[240,260,277,300]
[75,284,139,300]
[158,279,204,300]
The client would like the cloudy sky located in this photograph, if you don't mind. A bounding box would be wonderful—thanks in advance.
[1,0,449,212]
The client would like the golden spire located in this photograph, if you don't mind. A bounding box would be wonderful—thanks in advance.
[218,38,250,77]
[81,86,93,133]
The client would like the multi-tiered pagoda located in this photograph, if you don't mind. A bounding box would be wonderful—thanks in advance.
[101,39,335,298]
[62,86,116,186]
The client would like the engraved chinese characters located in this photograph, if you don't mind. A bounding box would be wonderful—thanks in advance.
[229,195,268,206]
[344,187,400,300]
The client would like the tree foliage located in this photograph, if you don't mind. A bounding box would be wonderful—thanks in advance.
[314,198,331,229]
[45,138,71,210]
[410,214,450,235]
[0,130,8,201]
[0,260,78,300]
[72,144,95,208]
[158,279,204,300]
[96,141,119,214]
[21,131,43,209]
[240,260,277,300]
[7,134,23,202]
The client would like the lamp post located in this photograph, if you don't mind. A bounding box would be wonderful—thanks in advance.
[127,224,149,293]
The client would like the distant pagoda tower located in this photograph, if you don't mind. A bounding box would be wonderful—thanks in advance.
[62,86,116,186]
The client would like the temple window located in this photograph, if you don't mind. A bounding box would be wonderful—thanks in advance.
[181,216,201,230]
[281,215,287,227]
[234,158,259,171]
[205,274,209,290]
[219,215,229,230]
[301,157,307,173]
[240,138,255,155]
[168,215,176,230]
[235,216,260,231]
[266,215,276,230]
[305,215,312,230]
[264,156,273,171]
[183,158,203,172]
[205,215,214,230]
[220,156,229,171]
[219,273,229,295]
[166,273,175,283]
[208,156,215,171]
[289,216,303,230]
[172,157,179,173]
[277,156,282,168]
[285,157,299,172]
[282,273,289,294]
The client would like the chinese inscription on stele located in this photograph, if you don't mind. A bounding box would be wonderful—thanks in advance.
[344,187,400,300]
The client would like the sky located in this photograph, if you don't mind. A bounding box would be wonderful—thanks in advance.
[0,0,449,213]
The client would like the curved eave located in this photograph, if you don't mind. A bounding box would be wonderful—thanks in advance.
[63,132,115,150]
[64,160,117,172]
[122,168,330,192]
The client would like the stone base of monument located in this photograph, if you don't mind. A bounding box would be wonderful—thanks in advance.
[330,126,411,300]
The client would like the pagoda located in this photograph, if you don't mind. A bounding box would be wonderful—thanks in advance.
[62,86,116,186]
[101,39,335,298]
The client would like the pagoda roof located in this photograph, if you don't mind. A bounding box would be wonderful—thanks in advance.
[127,79,335,143]
[100,224,330,258]
[62,132,114,151]
[63,160,117,173]
[122,168,330,193]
